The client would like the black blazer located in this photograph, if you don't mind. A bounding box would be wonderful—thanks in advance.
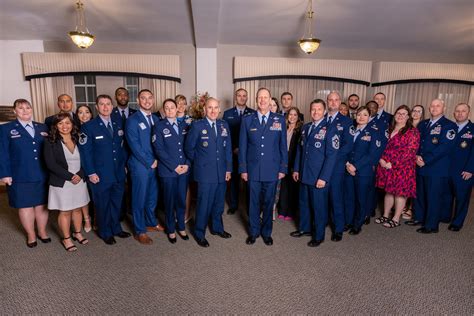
[44,113,81,130]
[288,126,302,173]
[43,140,85,187]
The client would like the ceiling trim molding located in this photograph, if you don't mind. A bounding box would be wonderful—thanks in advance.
[234,75,370,86]
[22,52,180,79]
[234,57,372,83]
[372,62,474,85]
[24,71,181,83]
[372,78,473,87]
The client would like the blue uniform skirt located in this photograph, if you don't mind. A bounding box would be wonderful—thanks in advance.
[7,181,48,208]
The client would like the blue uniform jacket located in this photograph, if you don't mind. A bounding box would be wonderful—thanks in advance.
[417,116,457,177]
[294,120,339,185]
[449,121,474,176]
[327,113,354,174]
[125,111,160,170]
[110,107,137,123]
[375,110,393,130]
[0,120,49,182]
[152,119,190,177]
[238,112,288,181]
[348,124,382,176]
[78,117,127,183]
[223,106,256,150]
[184,119,232,183]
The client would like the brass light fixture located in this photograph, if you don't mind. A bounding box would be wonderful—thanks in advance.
[68,0,95,49]
[298,0,321,54]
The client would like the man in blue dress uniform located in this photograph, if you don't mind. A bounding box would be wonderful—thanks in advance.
[410,99,457,233]
[323,92,353,242]
[222,88,255,215]
[185,98,233,247]
[44,94,81,129]
[125,89,161,245]
[78,94,131,245]
[293,99,339,247]
[111,87,137,221]
[373,92,393,131]
[441,103,473,231]
[239,87,288,246]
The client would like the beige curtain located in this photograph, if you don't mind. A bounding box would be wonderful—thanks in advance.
[394,82,472,120]
[30,77,55,123]
[52,76,75,104]
[368,85,397,114]
[234,78,344,122]
[139,78,179,113]
[343,82,368,104]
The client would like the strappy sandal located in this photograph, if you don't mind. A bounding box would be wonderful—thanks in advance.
[375,216,389,224]
[383,219,401,228]
[72,231,89,245]
[62,237,77,252]
[401,209,413,220]
[83,216,92,233]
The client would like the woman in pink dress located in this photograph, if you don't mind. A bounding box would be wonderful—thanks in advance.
[375,105,420,228]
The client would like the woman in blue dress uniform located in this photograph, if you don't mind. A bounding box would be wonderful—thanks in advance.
[344,106,382,235]
[0,99,51,247]
[175,94,194,223]
[152,99,191,243]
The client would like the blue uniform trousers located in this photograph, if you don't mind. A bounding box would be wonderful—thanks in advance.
[91,181,124,240]
[248,180,277,238]
[414,175,448,230]
[130,167,158,234]
[228,155,240,210]
[441,176,473,228]
[345,174,373,229]
[161,174,189,234]
[328,172,346,234]
[300,184,329,241]
[194,182,226,240]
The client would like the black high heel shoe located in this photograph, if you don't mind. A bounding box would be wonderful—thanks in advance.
[178,232,189,240]
[62,237,77,252]
[27,240,37,248]
[72,231,88,245]
[167,234,177,244]
[37,236,52,243]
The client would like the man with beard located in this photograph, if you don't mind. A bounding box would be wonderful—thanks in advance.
[347,94,360,120]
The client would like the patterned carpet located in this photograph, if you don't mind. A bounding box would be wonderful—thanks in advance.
[0,191,473,314]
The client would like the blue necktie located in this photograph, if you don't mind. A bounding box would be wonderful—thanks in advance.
[211,122,217,136]
[328,116,333,125]
[146,115,153,128]
[107,122,113,137]
[353,129,361,143]
[308,123,316,136]
[261,116,266,126]
[172,122,179,134]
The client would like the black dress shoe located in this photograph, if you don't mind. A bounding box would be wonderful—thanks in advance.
[246,236,256,245]
[227,208,237,215]
[262,236,273,246]
[27,240,38,248]
[290,230,311,238]
[331,233,343,242]
[308,239,323,247]
[211,231,232,239]
[448,224,461,232]
[37,236,51,243]
[178,232,190,240]
[196,238,209,247]
[416,227,439,234]
[348,228,361,235]
[343,225,352,232]
[116,231,131,238]
[167,235,177,244]
[405,220,422,226]
[364,217,370,225]
[104,237,116,245]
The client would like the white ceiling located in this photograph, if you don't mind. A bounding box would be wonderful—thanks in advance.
[1,0,473,60]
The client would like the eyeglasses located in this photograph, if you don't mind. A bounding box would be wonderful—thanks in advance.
[395,112,409,117]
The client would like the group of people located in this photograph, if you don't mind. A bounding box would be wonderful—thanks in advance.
[0,86,472,251]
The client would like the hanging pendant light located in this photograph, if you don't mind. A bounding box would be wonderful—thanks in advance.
[68,0,95,49]
[298,0,321,54]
